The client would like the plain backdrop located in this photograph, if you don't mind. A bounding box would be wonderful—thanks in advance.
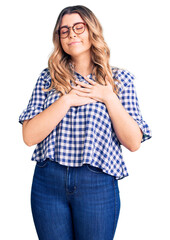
[0,0,169,239]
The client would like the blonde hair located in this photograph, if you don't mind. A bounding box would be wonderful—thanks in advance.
[45,5,119,96]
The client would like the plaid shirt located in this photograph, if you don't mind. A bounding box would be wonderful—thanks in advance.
[19,67,152,179]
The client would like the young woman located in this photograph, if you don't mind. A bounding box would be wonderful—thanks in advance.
[19,5,152,240]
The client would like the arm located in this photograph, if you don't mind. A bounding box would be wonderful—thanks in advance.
[23,94,70,146]
[22,89,97,147]
[72,75,144,152]
[104,93,143,151]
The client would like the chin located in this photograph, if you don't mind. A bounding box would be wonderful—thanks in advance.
[69,50,86,57]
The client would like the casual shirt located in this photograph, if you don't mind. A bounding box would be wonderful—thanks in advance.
[19,67,152,179]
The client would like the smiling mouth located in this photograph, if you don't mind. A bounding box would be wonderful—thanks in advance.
[68,42,81,46]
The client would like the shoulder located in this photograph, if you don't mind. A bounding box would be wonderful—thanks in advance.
[111,66,135,93]
[37,68,51,89]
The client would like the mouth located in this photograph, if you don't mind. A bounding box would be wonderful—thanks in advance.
[68,41,81,46]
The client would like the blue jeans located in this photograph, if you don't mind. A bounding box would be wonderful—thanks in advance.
[31,159,120,240]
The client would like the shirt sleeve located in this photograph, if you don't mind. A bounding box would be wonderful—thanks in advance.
[117,70,152,143]
[18,68,50,125]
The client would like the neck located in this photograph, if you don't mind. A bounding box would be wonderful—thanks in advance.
[71,54,93,77]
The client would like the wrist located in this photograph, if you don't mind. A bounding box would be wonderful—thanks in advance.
[103,92,117,105]
[61,94,71,108]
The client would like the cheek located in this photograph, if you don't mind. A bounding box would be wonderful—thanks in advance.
[82,34,91,48]
[60,40,68,53]
[85,33,92,47]
[60,40,65,50]
[86,39,92,49]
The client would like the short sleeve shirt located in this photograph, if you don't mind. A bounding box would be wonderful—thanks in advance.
[19,67,152,180]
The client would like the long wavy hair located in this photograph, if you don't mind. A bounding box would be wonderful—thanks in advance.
[44,5,119,96]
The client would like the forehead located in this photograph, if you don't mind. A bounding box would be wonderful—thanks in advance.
[60,13,84,27]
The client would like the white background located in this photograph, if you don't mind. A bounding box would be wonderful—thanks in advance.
[0,0,169,239]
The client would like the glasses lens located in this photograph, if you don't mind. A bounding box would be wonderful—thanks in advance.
[74,23,85,34]
[60,27,69,38]
[59,23,85,38]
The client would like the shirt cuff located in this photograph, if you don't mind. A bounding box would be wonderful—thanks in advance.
[19,106,43,125]
[136,119,152,142]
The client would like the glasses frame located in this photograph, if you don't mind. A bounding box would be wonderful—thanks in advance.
[57,22,87,39]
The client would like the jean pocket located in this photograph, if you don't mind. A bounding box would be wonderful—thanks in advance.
[86,164,103,174]
[36,160,48,168]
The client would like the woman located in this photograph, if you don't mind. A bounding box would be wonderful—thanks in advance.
[19,5,152,240]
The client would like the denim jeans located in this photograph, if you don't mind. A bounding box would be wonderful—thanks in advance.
[31,159,120,240]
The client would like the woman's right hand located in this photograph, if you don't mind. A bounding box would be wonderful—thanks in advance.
[65,87,97,107]
[22,87,96,147]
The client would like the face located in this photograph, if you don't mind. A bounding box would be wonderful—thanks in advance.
[59,13,92,59]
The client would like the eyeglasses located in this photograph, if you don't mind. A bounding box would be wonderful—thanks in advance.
[57,22,87,39]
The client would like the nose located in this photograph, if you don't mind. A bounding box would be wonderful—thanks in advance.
[68,28,77,38]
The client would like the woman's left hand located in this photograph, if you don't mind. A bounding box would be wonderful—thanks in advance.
[72,76,114,103]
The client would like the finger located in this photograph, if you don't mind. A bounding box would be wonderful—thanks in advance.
[75,80,92,88]
[72,86,91,93]
[105,76,112,86]
[83,76,96,86]
[75,91,91,97]
[106,79,110,86]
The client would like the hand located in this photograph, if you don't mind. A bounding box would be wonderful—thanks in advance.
[72,75,114,103]
[66,88,97,107]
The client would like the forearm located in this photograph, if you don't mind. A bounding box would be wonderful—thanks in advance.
[23,95,70,146]
[104,93,143,151]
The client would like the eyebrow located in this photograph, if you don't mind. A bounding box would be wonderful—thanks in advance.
[60,22,84,29]
[60,25,69,29]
